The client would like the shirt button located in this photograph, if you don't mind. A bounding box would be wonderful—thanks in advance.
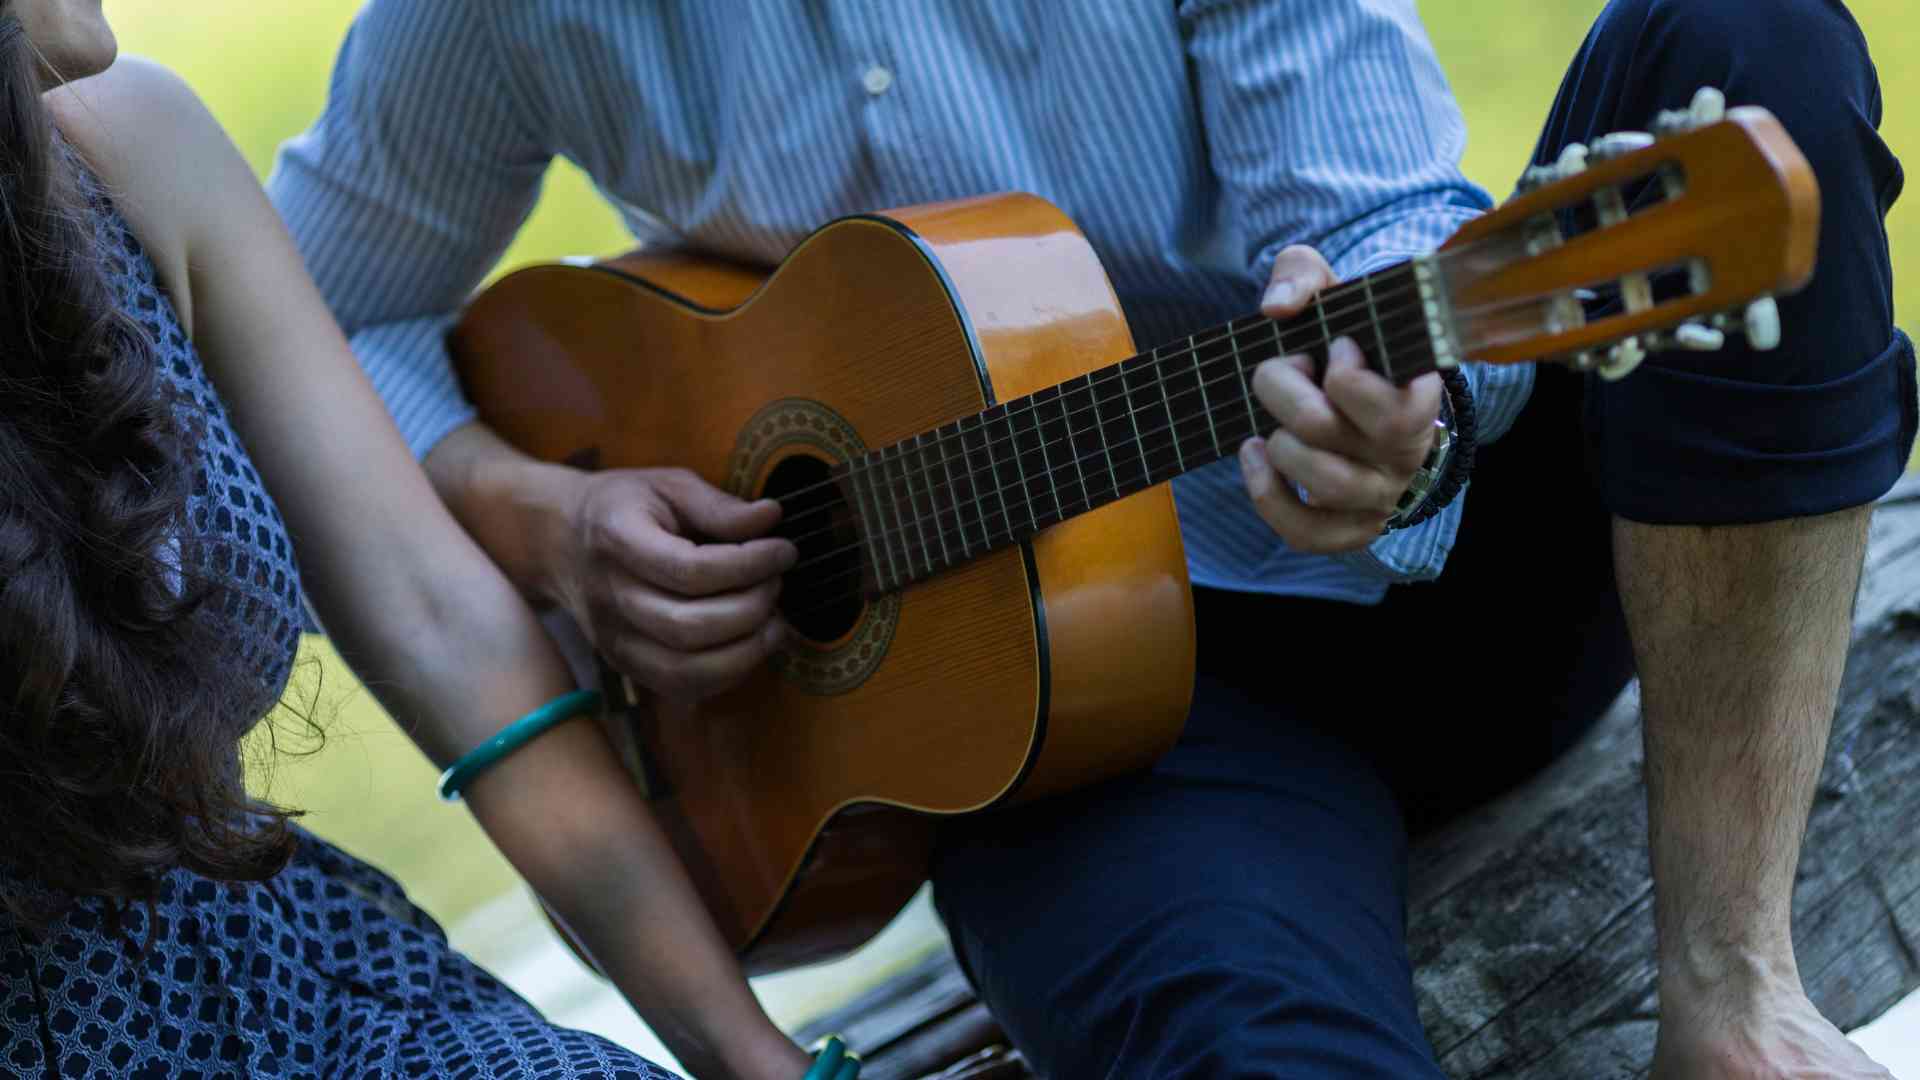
[861,65,894,96]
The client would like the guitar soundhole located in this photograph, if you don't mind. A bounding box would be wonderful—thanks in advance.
[764,453,864,643]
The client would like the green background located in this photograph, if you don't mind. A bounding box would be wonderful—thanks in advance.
[102,0,1917,948]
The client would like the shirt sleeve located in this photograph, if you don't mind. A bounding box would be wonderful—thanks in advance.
[266,0,555,459]
[1179,0,1533,583]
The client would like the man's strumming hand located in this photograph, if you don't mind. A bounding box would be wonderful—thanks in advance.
[424,423,796,705]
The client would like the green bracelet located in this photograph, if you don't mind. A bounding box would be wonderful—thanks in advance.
[437,689,604,802]
[802,1035,860,1080]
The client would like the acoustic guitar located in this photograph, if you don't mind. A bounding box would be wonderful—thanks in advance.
[449,91,1818,974]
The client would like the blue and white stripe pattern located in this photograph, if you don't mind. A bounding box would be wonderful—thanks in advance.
[268,0,1533,602]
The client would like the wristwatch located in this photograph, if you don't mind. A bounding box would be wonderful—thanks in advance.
[1383,367,1476,532]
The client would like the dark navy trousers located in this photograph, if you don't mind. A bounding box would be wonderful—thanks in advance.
[931,1,1913,1076]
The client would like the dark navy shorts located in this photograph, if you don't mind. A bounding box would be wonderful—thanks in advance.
[932,1,1913,1076]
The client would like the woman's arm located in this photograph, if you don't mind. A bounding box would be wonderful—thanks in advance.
[53,59,807,1080]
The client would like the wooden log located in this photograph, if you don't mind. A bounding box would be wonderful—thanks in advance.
[797,476,1920,1078]
[1411,473,1920,1078]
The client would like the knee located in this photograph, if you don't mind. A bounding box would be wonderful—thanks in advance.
[1587,0,1897,221]
[1611,0,1880,122]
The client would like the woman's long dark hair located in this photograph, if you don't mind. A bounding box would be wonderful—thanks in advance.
[0,15,297,928]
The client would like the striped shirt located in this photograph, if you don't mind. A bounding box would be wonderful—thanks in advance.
[267,0,1533,603]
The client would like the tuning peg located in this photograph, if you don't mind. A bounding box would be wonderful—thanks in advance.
[1516,142,1593,195]
[1668,321,1727,351]
[1590,131,1655,161]
[1743,296,1781,350]
[1690,86,1727,126]
[1688,259,1711,296]
[1516,164,1557,194]
[1653,86,1729,136]
[1598,336,1648,381]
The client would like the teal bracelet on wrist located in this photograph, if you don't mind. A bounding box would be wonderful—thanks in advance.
[436,689,604,802]
[802,1035,860,1080]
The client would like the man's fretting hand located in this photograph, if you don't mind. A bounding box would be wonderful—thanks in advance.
[1238,245,1442,553]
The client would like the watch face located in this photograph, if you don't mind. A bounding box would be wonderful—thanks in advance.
[1387,418,1454,526]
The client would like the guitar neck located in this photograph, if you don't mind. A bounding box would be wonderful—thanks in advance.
[846,257,1448,594]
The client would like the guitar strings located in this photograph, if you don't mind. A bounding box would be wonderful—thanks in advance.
[774,315,1443,613]
[791,316,1436,572]
[763,273,1429,544]
[775,312,1438,567]
[771,299,1439,568]
[765,281,1433,551]
[759,270,1418,522]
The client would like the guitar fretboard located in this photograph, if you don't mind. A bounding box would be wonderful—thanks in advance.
[846,259,1440,594]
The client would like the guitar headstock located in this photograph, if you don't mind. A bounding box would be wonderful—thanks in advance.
[1434,88,1819,380]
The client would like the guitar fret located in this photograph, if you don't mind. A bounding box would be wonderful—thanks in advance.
[1087,372,1119,500]
[878,447,922,583]
[1362,274,1393,382]
[1187,333,1221,458]
[1027,396,1065,523]
[1004,406,1040,533]
[856,456,900,593]
[1118,359,1150,488]
[978,412,1018,543]
[1228,326,1261,443]
[1155,351,1186,472]
[954,417,983,545]
[912,433,952,571]
[1057,385,1092,514]
[933,423,972,560]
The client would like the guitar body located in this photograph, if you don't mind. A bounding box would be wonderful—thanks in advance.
[451,193,1196,973]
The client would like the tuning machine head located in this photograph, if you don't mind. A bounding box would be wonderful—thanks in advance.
[1642,320,1727,357]
[1671,322,1728,351]
[1653,86,1727,137]
[1596,336,1648,381]
[1699,295,1783,351]
[1637,295,1781,363]
[1516,141,1594,194]
[1589,131,1655,162]
[1741,296,1782,350]
[1561,338,1649,380]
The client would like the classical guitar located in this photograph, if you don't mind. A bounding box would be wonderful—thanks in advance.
[449,91,1818,974]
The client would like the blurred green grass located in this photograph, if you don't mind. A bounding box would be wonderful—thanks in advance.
[107,1,1918,934]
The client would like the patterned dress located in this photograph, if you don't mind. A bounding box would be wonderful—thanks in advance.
[0,169,677,1080]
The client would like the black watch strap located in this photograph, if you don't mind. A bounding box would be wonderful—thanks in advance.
[1384,366,1477,532]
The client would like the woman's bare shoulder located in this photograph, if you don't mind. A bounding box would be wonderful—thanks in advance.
[49,57,254,327]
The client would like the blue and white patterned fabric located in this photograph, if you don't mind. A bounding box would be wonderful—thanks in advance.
[83,170,307,724]
[1,832,676,1080]
[0,170,676,1080]
[268,0,1534,603]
